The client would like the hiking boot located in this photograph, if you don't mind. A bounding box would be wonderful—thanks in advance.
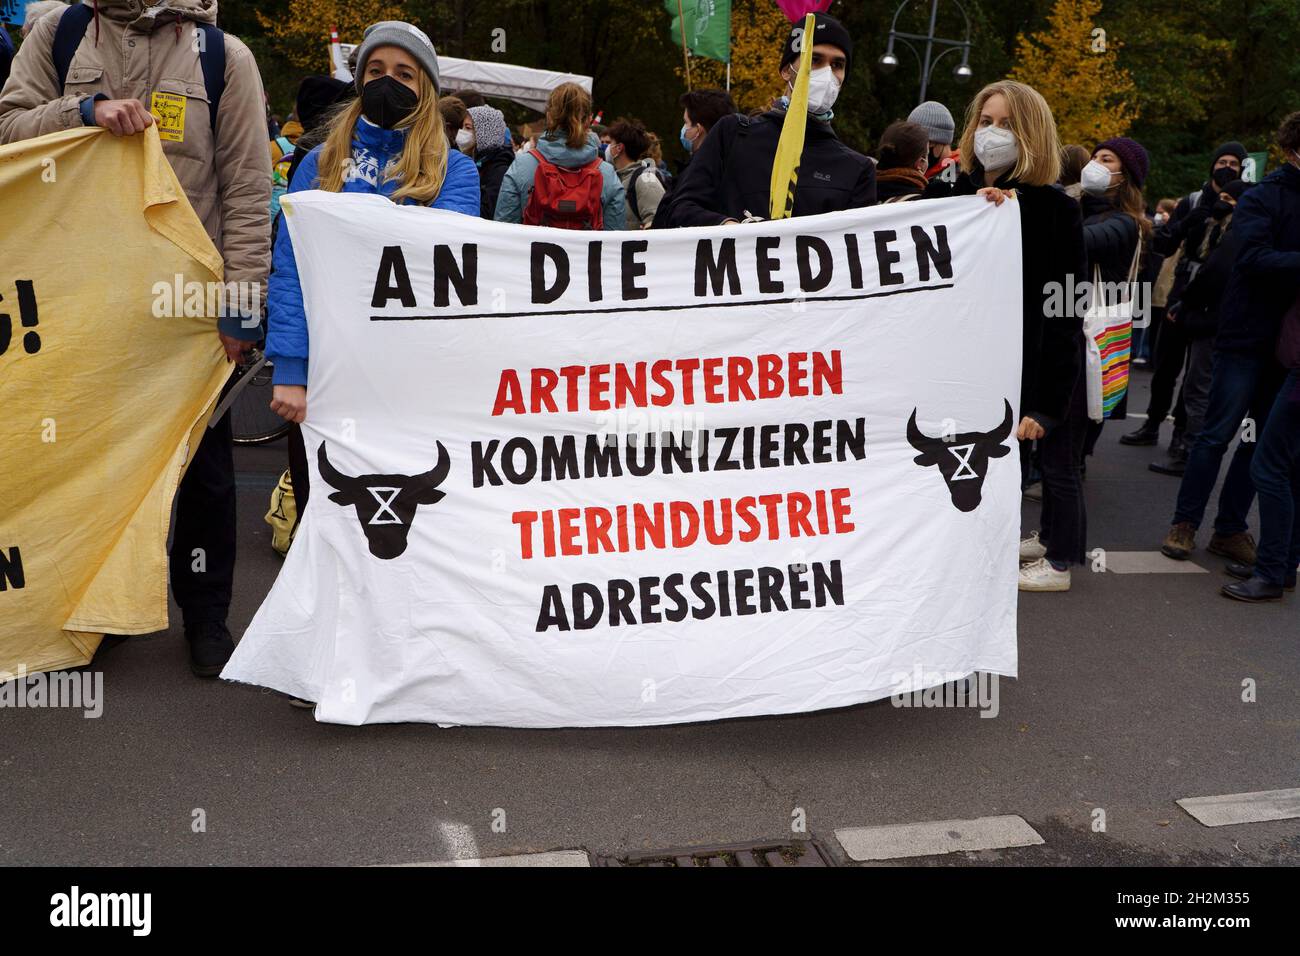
[1225,562,1297,590]
[1208,531,1257,566]
[1221,577,1284,603]
[1019,531,1047,562]
[1120,420,1161,446]
[1018,558,1071,592]
[1161,522,1196,560]
[186,621,234,678]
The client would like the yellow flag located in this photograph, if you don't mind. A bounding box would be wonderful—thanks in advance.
[0,127,228,677]
[769,13,816,220]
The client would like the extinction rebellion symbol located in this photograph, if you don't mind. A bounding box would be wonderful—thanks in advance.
[318,441,451,559]
[906,400,1014,513]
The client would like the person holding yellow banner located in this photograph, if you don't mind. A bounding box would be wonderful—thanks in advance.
[663,13,874,228]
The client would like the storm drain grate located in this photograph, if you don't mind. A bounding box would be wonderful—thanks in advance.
[595,838,833,867]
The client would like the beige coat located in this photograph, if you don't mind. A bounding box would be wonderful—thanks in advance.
[0,0,271,305]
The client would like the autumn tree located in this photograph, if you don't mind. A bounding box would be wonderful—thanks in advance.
[258,0,408,72]
[677,3,792,113]
[1009,0,1138,145]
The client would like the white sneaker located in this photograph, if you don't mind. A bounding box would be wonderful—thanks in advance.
[1019,531,1047,562]
[1019,557,1071,592]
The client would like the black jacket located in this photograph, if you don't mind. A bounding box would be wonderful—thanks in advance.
[1216,163,1300,356]
[665,109,876,226]
[1152,182,1217,259]
[1080,194,1140,284]
[1177,217,1242,338]
[955,169,1087,427]
[475,145,514,221]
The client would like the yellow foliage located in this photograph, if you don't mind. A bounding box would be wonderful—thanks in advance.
[676,3,792,112]
[258,0,409,72]
[1009,0,1138,147]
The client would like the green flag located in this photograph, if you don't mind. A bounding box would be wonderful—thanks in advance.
[664,0,731,63]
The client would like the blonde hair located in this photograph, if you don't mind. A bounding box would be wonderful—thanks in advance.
[545,82,593,149]
[316,70,449,205]
[958,80,1061,187]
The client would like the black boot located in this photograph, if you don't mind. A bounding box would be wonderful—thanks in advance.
[1221,576,1284,603]
[1149,431,1189,476]
[1120,419,1161,446]
[186,621,234,678]
[1226,562,1297,590]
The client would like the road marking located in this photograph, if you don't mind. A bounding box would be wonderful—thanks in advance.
[834,815,1043,861]
[1177,789,1300,827]
[392,851,591,867]
[1102,551,1209,574]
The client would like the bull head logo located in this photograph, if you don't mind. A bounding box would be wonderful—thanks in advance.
[318,440,451,559]
[907,400,1014,512]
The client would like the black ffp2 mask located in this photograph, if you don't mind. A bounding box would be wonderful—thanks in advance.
[361,75,419,130]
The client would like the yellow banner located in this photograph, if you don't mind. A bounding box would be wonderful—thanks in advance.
[769,12,815,221]
[0,127,228,676]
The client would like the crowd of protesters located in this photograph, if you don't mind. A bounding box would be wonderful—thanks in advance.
[0,6,1296,680]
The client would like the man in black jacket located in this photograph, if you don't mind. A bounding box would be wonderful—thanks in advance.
[1124,141,1249,454]
[1162,121,1300,570]
[665,13,875,227]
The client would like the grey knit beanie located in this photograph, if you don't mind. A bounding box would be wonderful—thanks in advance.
[908,100,955,145]
[354,21,440,95]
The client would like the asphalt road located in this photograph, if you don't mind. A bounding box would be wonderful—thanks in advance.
[2,372,1296,866]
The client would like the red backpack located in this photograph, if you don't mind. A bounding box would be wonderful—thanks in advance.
[522,151,605,229]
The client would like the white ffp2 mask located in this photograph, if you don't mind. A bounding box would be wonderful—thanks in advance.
[802,67,841,115]
[973,126,1018,174]
[1081,159,1116,195]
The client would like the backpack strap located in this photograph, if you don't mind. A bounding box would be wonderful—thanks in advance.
[196,23,225,135]
[626,163,645,222]
[52,3,95,91]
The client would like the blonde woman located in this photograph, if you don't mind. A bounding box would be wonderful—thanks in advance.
[954,81,1088,591]
[267,21,479,425]
[265,20,479,557]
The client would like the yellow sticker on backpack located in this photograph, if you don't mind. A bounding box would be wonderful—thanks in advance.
[150,91,186,142]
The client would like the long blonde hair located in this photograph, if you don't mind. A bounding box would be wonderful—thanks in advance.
[958,80,1061,187]
[316,70,449,205]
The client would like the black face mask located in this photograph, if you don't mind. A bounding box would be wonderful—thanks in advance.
[1211,200,1233,219]
[361,75,419,130]
[1212,166,1238,189]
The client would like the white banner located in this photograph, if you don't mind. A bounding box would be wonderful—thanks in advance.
[224,192,1024,727]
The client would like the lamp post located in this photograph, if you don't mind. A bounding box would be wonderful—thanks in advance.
[877,0,973,106]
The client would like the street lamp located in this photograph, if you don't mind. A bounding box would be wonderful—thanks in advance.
[879,0,973,106]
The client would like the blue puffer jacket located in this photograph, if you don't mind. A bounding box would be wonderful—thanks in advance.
[267,116,481,386]
[493,130,624,229]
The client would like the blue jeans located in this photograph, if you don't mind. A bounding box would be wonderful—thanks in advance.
[1173,351,1280,534]
[1250,370,1300,586]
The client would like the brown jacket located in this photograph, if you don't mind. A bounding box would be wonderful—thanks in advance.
[0,0,271,329]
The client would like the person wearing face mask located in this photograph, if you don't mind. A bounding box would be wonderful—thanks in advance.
[265,20,480,561]
[1163,114,1300,579]
[1125,143,1252,452]
[873,120,931,203]
[467,104,514,220]
[665,13,875,227]
[908,101,961,199]
[954,81,1088,592]
[606,118,668,228]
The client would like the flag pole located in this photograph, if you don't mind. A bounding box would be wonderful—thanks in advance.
[676,0,693,89]
[726,60,731,91]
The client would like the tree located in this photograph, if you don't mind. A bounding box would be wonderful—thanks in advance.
[1009,0,1138,145]
[257,0,408,72]
[679,3,792,112]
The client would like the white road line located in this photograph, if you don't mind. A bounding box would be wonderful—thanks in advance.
[1102,551,1210,574]
[1177,789,1300,827]
[391,851,592,867]
[834,815,1043,862]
